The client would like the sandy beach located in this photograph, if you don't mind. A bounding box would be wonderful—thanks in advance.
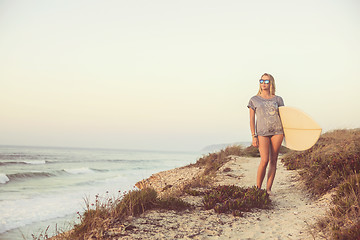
[114,156,332,240]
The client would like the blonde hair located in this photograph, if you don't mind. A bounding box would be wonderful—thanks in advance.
[257,73,276,96]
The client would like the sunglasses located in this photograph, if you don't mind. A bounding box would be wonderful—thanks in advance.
[259,79,270,84]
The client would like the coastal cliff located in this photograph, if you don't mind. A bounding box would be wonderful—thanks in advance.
[50,129,360,239]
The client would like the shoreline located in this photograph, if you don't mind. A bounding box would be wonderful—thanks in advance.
[115,156,331,239]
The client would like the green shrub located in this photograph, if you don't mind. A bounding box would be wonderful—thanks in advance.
[157,196,192,211]
[203,185,271,216]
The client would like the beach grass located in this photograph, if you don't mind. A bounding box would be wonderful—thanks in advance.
[282,129,360,195]
[53,188,191,239]
[282,128,360,239]
[192,144,245,174]
[180,145,248,189]
[182,144,289,192]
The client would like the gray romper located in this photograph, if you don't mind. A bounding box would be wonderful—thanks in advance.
[247,95,285,136]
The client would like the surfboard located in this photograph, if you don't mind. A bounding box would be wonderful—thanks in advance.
[279,106,322,151]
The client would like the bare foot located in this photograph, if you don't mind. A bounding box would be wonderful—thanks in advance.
[267,190,274,196]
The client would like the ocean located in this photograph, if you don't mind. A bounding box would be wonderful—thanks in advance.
[0,145,202,240]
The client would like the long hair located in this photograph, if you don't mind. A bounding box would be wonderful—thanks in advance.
[257,73,276,96]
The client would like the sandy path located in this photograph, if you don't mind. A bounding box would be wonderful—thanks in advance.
[119,157,331,240]
[214,157,331,239]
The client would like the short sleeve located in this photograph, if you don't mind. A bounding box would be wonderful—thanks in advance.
[247,98,255,110]
[277,96,284,107]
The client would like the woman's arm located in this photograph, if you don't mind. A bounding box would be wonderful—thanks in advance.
[249,108,258,147]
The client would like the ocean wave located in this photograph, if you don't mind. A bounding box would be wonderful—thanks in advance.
[0,161,26,166]
[46,159,156,164]
[0,154,33,160]
[0,174,10,184]
[89,168,109,172]
[0,160,48,166]
[0,154,49,160]
[7,172,55,181]
[23,160,47,165]
[63,167,95,174]
[63,167,109,175]
[108,159,152,163]
[0,158,159,166]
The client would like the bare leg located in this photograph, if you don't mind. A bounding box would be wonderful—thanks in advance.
[257,136,270,189]
[266,134,284,193]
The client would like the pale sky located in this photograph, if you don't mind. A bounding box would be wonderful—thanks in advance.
[1,0,359,151]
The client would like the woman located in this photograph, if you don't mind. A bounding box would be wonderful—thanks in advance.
[247,73,284,195]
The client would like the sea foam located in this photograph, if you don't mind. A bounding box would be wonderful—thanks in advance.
[0,174,10,184]
[23,160,46,165]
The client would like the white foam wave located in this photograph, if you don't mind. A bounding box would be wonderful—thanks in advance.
[0,193,83,234]
[23,160,46,165]
[0,179,136,235]
[0,171,155,235]
[0,174,10,184]
[64,167,94,174]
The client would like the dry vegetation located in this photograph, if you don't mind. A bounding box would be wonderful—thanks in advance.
[51,188,191,239]
[189,144,288,181]
[282,129,360,240]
